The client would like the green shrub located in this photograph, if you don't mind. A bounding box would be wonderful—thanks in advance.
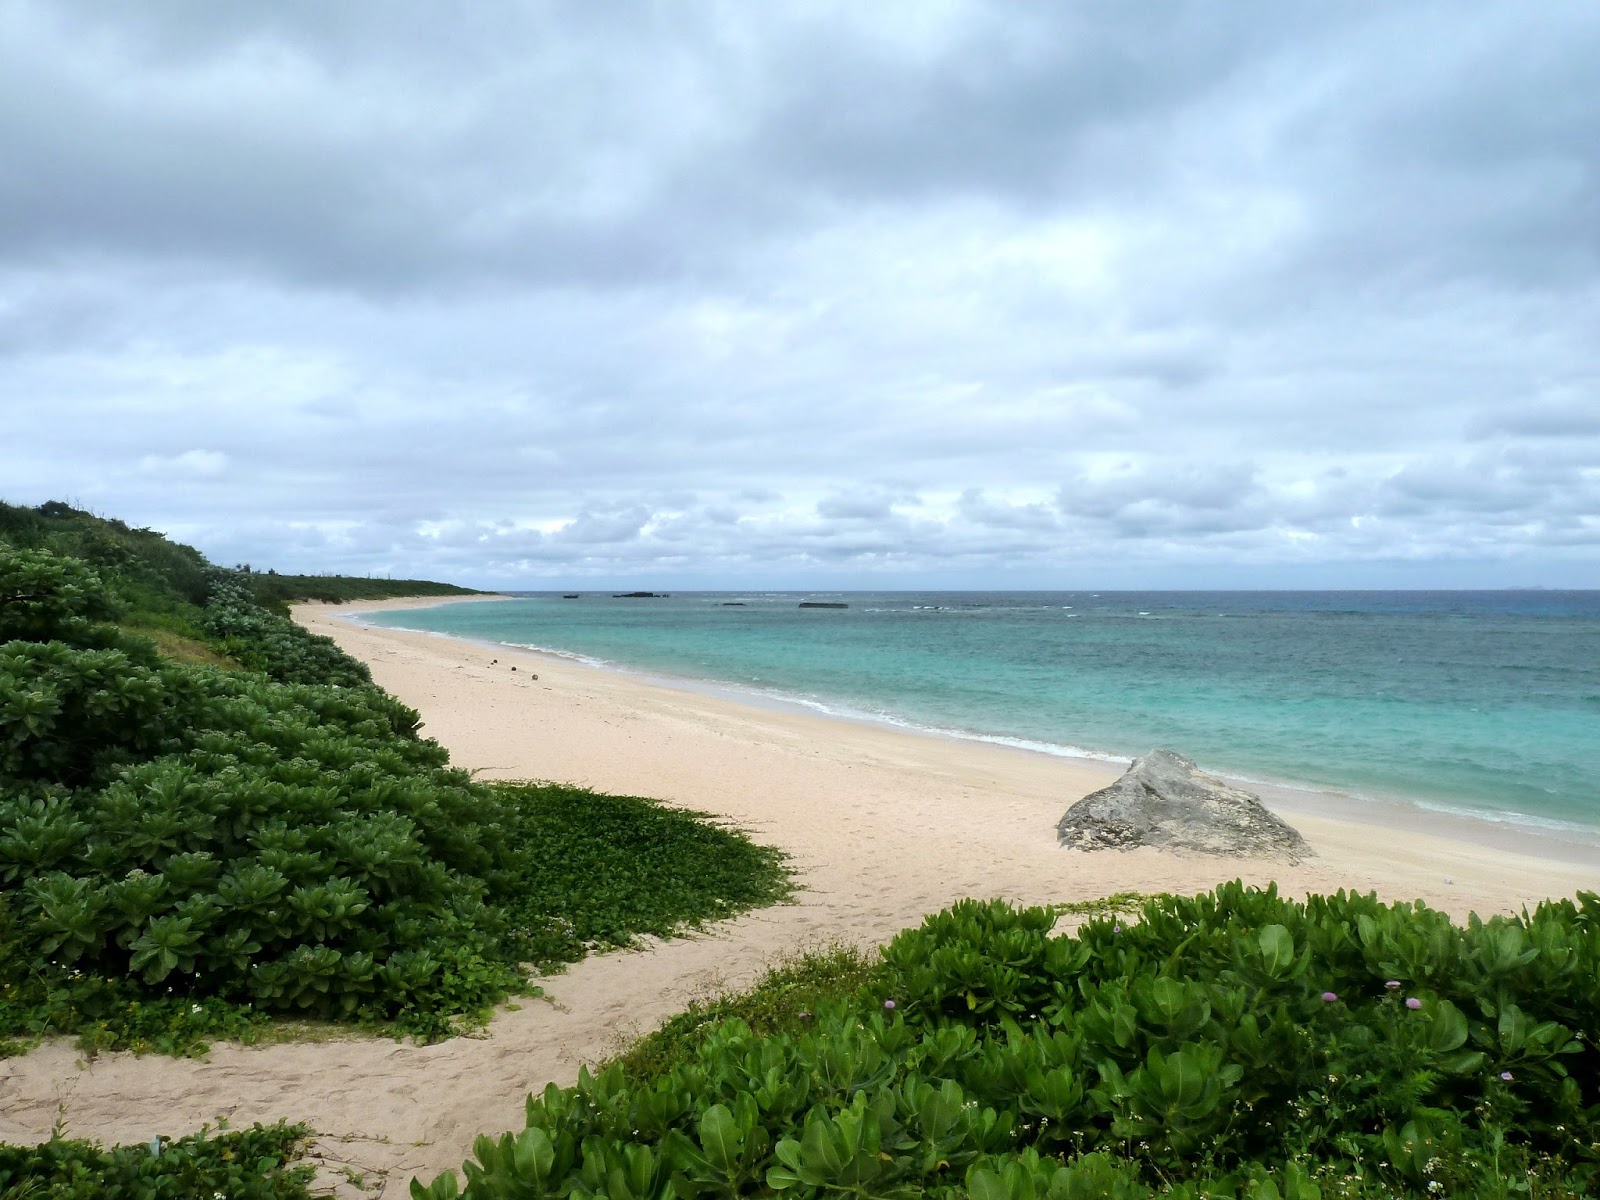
[0,501,212,614]
[615,944,878,1082]
[0,642,185,786]
[0,1121,312,1198]
[0,542,792,1053]
[1,694,791,1047]
[197,571,372,687]
[418,886,1599,1199]
[0,548,127,647]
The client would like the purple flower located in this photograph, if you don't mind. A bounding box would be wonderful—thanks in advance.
[1500,1070,1514,1081]
[1321,992,1339,1003]
[797,1011,813,1022]
[1385,980,1402,990]
[883,999,896,1011]
[1112,925,1122,934]
[1405,997,1423,1010]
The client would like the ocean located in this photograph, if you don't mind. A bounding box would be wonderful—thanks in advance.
[360,591,1600,840]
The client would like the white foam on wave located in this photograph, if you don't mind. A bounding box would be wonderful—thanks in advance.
[860,603,1067,615]
[345,616,621,672]
[348,617,467,640]
[1223,766,1600,845]
[955,732,1131,764]
[504,641,614,670]
[1407,797,1600,839]
[748,690,1130,765]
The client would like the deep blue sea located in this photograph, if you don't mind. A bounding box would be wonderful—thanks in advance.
[362,591,1600,836]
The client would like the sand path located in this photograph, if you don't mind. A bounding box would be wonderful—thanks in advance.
[3,597,1594,1197]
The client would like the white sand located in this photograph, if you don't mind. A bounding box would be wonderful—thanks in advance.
[3,595,1594,1197]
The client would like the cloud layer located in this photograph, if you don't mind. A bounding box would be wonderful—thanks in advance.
[4,1,1597,586]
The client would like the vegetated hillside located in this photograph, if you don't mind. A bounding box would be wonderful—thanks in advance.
[421,887,1600,1200]
[0,500,213,629]
[0,504,790,1059]
[0,499,482,623]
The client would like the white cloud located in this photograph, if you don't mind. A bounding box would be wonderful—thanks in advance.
[136,448,230,477]
[2,1,1598,586]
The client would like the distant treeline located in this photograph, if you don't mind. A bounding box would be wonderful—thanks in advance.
[239,571,482,612]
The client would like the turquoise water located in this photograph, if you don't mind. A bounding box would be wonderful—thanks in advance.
[363,591,1600,835]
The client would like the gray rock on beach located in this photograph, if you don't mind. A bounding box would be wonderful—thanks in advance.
[1057,748,1313,861]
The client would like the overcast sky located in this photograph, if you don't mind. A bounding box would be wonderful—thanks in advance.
[3,2,1597,588]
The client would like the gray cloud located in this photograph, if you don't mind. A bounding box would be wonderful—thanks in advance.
[555,506,652,545]
[2,1,1598,587]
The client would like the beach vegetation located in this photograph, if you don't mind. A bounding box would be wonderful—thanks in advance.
[237,570,482,616]
[615,944,881,1082]
[0,515,791,1057]
[0,499,479,622]
[0,1121,314,1199]
[420,884,1599,1199]
[193,568,375,686]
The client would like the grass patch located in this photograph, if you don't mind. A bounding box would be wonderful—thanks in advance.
[1050,891,1150,922]
[121,623,241,668]
[494,783,794,966]
[615,943,877,1082]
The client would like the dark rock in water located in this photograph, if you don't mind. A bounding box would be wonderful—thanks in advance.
[1057,748,1312,861]
[562,593,581,599]
[721,602,747,606]
[612,591,669,598]
[798,601,848,609]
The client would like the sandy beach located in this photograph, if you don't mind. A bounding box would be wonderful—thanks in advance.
[3,595,1595,1198]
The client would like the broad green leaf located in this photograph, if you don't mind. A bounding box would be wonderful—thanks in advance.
[698,1103,742,1173]
[1258,925,1295,977]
